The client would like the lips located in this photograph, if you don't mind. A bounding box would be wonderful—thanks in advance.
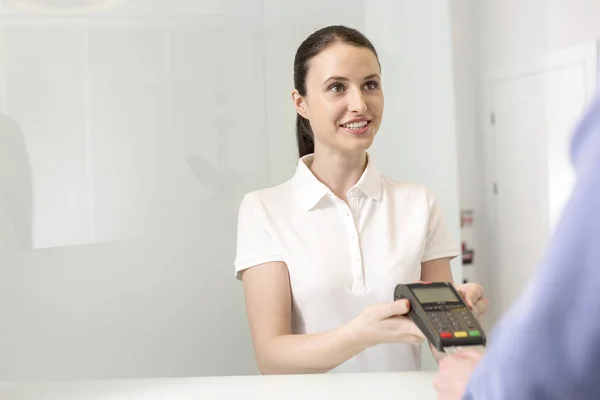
[340,119,371,134]
[341,120,369,130]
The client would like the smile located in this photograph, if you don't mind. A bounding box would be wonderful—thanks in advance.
[341,120,369,129]
[340,119,371,134]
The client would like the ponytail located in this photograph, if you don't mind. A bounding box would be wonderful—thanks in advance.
[296,114,314,158]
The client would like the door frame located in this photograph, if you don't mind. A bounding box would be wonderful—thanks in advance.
[480,41,599,325]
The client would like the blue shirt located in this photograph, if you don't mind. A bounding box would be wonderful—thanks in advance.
[463,92,600,399]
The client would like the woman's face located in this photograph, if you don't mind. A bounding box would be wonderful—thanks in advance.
[293,43,384,155]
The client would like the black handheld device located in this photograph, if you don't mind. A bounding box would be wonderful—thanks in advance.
[394,282,486,352]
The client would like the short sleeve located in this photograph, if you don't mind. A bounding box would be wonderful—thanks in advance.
[234,193,284,280]
[421,192,460,263]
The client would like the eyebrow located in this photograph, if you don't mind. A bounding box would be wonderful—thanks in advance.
[323,74,380,84]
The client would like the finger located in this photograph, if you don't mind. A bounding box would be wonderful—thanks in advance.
[439,354,462,372]
[474,298,489,317]
[470,297,489,317]
[454,284,472,308]
[432,372,447,392]
[404,334,426,343]
[387,316,426,341]
[406,324,426,341]
[439,354,472,375]
[454,347,485,361]
[479,298,489,316]
[463,284,484,307]
[380,299,411,319]
[404,322,426,340]
[465,286,480,305]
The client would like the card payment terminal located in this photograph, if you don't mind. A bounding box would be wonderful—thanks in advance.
[394,282,486,354]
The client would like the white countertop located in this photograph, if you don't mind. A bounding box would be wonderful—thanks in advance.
[0,371,438,399]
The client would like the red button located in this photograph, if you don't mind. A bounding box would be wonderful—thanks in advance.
[440,332,453,338]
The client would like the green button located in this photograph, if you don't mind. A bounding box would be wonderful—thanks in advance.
[469,330,481,337]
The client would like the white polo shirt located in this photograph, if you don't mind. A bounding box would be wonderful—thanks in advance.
[234,153,459,373]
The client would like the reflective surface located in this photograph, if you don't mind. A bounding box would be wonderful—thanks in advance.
[1,0,463,381]
[2,0,594,383]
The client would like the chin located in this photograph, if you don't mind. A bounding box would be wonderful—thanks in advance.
[345,138,374,152]
[331,127,377,152]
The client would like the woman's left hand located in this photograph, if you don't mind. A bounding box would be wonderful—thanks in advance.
[454,282,488,320]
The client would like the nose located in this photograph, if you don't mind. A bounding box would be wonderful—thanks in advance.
[347,88,367,113]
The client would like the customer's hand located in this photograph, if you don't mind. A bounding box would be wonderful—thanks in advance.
[454,282,488,320]
[352,299,426,347]
[433,347,485,400]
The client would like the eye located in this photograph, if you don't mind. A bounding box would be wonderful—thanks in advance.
[328,83,345,93]
[364,80,380,90]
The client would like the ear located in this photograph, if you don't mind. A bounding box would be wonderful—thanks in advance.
[291,89,309,119]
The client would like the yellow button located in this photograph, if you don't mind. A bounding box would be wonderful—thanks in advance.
[454,331,468,338]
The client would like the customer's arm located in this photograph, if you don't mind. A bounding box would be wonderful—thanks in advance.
[462,102,600,399]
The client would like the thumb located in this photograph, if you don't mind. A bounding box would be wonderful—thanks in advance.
[380,299,411,319]
[454,347,485,361]
[464,284,483,307]
[403,319,427,340]
[456,283,475,306]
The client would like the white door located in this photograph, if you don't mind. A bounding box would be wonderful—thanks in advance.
[485,42,598,324]
[491,73,550,319]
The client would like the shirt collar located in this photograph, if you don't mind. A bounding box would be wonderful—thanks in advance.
[293,153,382,211]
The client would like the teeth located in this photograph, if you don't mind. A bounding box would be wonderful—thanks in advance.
[342,121,368,129]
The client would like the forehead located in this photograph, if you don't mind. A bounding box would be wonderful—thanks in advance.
[306,43,380,82]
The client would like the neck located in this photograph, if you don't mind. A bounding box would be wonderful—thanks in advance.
[308,149,368,201]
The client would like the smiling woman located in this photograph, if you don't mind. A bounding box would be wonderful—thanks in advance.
[233,25,488,375]
[292,27,383,159]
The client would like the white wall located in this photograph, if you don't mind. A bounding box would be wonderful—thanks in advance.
[451,0,600,329]
[364,0,462,282]
[0,1,460,380]
[477,0,548,73]
[474,0,600,71]
[364,0,460,371]
[546,0,600,52]
[449,0,482,286]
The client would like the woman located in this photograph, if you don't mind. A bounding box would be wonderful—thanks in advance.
[234,25,488,374]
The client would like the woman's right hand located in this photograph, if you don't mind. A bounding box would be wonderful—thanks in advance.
[351,299,427,347]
